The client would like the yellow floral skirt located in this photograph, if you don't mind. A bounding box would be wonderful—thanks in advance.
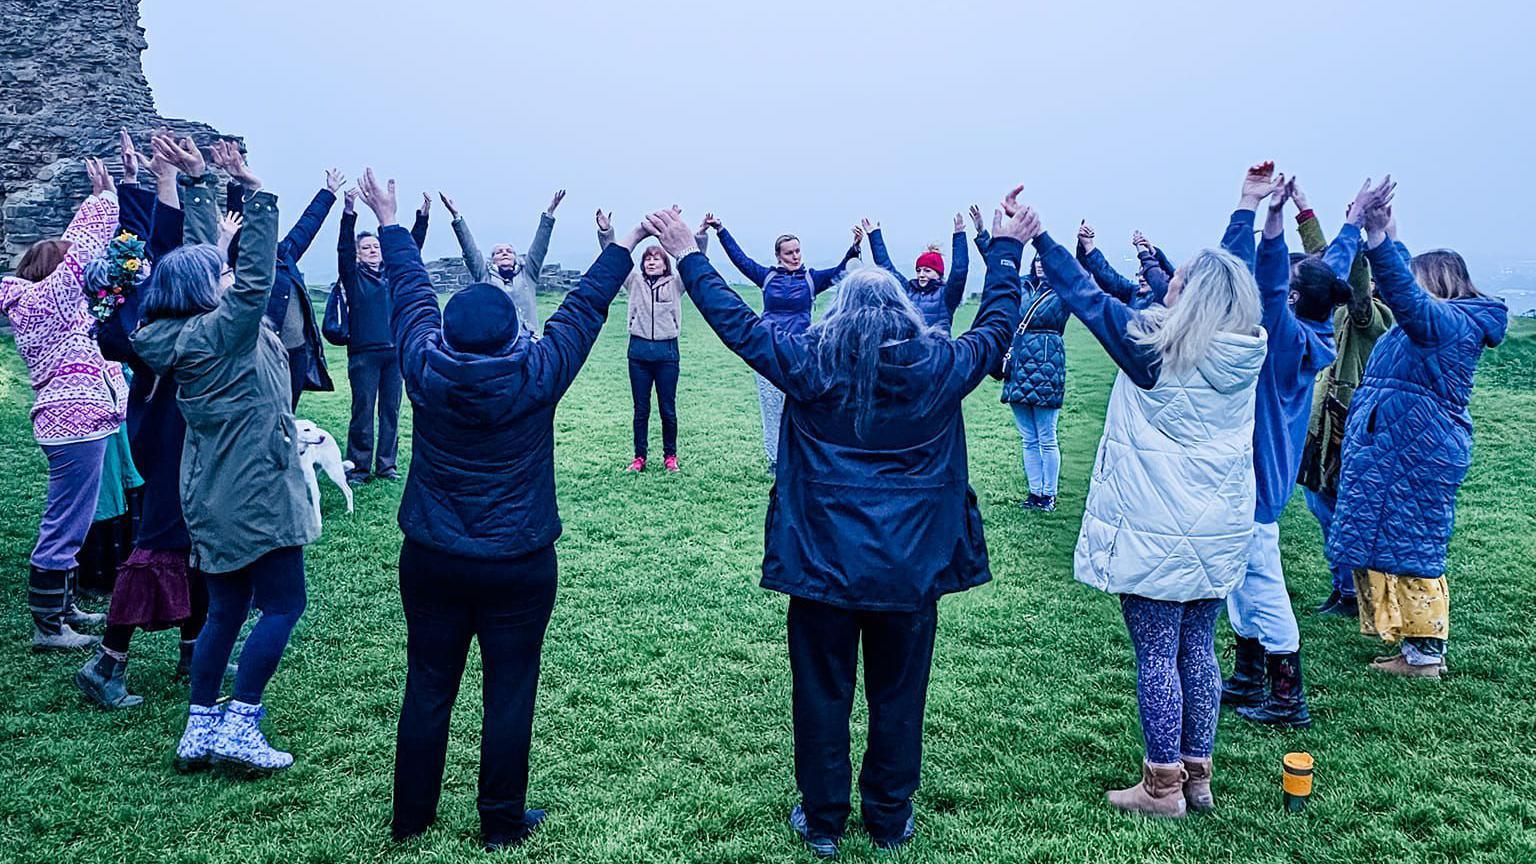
[1354,569,1449,643]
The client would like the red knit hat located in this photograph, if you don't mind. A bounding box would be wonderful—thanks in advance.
[915,250,945,278]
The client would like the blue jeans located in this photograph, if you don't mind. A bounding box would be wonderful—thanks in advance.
[1303,488,1354,598]
[1009,404,1060,497]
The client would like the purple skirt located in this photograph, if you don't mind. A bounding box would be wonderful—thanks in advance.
[106,548,191,630]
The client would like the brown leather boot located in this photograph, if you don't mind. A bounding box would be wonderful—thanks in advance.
[1181,757,1213,811]
[1107,761,1187,818]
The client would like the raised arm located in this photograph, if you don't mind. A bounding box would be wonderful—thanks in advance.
[950,215,1026,393]
[277,171,343,263]
[338,189,360,292]
[45,161,119,306]
[713,226,770,286]
[1037,227,1160,389]
[527,234,636,405]
[410,202,429,250]
[1136,248,1170,305]
[206,188,279,354]
[442,195,492,283]
[665,222,808,395]
[866,221,907,282]
[944,225,969,312]
[521,209,556,287]
[1222,161,1281,270]
[1357,178,1457,347]
[811,233,863,294]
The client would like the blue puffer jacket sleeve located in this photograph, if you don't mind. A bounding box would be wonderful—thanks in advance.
[716,228,769,287]
[524,244,633,405]
[679,252,811,399]
[868,228,906,282]
[1035,232,1161,389]
[1220,209,1258,272]
[949,236,1024,394]
[1078,246,1139,304]
[944,230,969,314]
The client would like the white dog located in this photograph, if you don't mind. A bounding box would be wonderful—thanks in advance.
[295,418,353,531]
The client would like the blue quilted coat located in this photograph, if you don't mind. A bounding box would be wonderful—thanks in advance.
[1327,241,1508,577]
[999,276,1069,409]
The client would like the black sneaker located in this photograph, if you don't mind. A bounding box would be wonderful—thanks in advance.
[1020,494,1042,511]
[789,804,839,858]
[1038,495,1058,512]
[346,473,370,488]
[1315,589,1342,614]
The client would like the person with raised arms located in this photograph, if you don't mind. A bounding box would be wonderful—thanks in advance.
[1328,182,1507,679]
[701,214,863,470]
[596,207,709,472]
[353,169,646,851]
[861,214,970,333]
[1014,182,1266,818]
[439,188,564,338]
[132,150,317,776]
[1219,163,1368,730]
[993,236,1069,512]
[650,190,1027,856]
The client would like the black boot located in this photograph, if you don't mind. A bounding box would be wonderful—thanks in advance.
[1221,636,1266,708]
[1237,650,1312,728]
[176,639,196,681]
[75,648,144,709]
[1314,589,1342,614]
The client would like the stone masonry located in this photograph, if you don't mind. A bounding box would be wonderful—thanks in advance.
[0,0,235,269]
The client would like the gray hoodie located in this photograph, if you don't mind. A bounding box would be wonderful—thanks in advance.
[451,211,554,336]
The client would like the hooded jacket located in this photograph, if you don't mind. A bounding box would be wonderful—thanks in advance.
[1327,240,1508,578]
[338,209,427,353]
[383,224,632,559]
[130,191,319,574]
[677,235,1024,612]
[1034,231,1268,601]
[1,192,127,444]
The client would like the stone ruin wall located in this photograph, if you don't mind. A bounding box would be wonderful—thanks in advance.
[0,0,235,269]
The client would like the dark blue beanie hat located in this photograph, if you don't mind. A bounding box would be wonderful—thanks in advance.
[442,282,520,354]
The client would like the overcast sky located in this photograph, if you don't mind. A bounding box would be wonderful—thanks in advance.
[142,0,1535,299]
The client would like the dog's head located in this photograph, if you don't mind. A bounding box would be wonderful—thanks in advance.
[294,418,328,452]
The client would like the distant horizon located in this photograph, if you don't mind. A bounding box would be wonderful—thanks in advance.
[136,1,1534,311]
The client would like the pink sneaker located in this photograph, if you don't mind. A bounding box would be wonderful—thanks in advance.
[663,455,680,473]
[627,457,646,472]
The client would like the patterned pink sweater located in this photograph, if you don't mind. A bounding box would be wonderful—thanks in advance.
[1,192,127,444]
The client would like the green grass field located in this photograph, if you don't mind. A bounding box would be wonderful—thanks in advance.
[1,293,1533,864]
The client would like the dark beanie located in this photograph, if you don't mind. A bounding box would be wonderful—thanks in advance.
[443,282,520,354]
[1291,256,1352,323]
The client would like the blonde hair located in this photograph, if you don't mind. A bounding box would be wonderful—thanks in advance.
[1411,250,1484,301]
[1128,248,1260,375]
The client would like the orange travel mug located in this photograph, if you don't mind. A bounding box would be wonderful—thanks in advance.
[1283,752,1314,813]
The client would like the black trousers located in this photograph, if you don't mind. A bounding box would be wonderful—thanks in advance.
[628,354,679,459]
[346,349,401,477]
[788,596,938,842]
[287,345,307,411]
[393,539,557,841]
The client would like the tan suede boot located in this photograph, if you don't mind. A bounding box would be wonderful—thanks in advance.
[1181,757,1213,811]
[1107,761,1187,818]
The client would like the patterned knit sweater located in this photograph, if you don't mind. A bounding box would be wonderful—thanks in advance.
[0,192,127,443]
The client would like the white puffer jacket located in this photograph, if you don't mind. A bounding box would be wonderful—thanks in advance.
[1075,328,1268,602]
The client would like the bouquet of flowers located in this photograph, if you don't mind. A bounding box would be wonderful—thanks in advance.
[87,231,147,323]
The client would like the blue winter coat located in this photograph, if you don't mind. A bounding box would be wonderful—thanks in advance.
[1327,240,1508,577]
[999,277,1069,408]
[714,228,858,333]
[867,229,970,334]
[382,226,632,559]
[678,236,1024,612]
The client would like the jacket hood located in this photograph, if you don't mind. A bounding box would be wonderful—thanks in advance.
[1194,326,1268,394]
[415,336,533,426]
[1455,296,1509,348]
[129,317,188,376]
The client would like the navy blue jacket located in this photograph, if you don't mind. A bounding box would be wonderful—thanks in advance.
[228,184,337,391]
[383,225,632,559]
[1327,239,1507,577]
[1076,245,1167,311]
[1034,232,1163,388]
[998,276,1069,408]
[868,229,970,333]
[715,228,858,333]
[678,236,1025,612]
[340,209,427,353]
[1220,210,1341,523]
[98,182,191,551]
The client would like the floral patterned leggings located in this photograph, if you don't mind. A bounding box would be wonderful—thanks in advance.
[1119,595,1223,765]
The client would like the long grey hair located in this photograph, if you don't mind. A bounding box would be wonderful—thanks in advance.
[1127,247,1260,375]
[805,266,936,437]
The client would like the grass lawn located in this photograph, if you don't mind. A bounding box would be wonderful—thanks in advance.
[0,290,1533,864]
